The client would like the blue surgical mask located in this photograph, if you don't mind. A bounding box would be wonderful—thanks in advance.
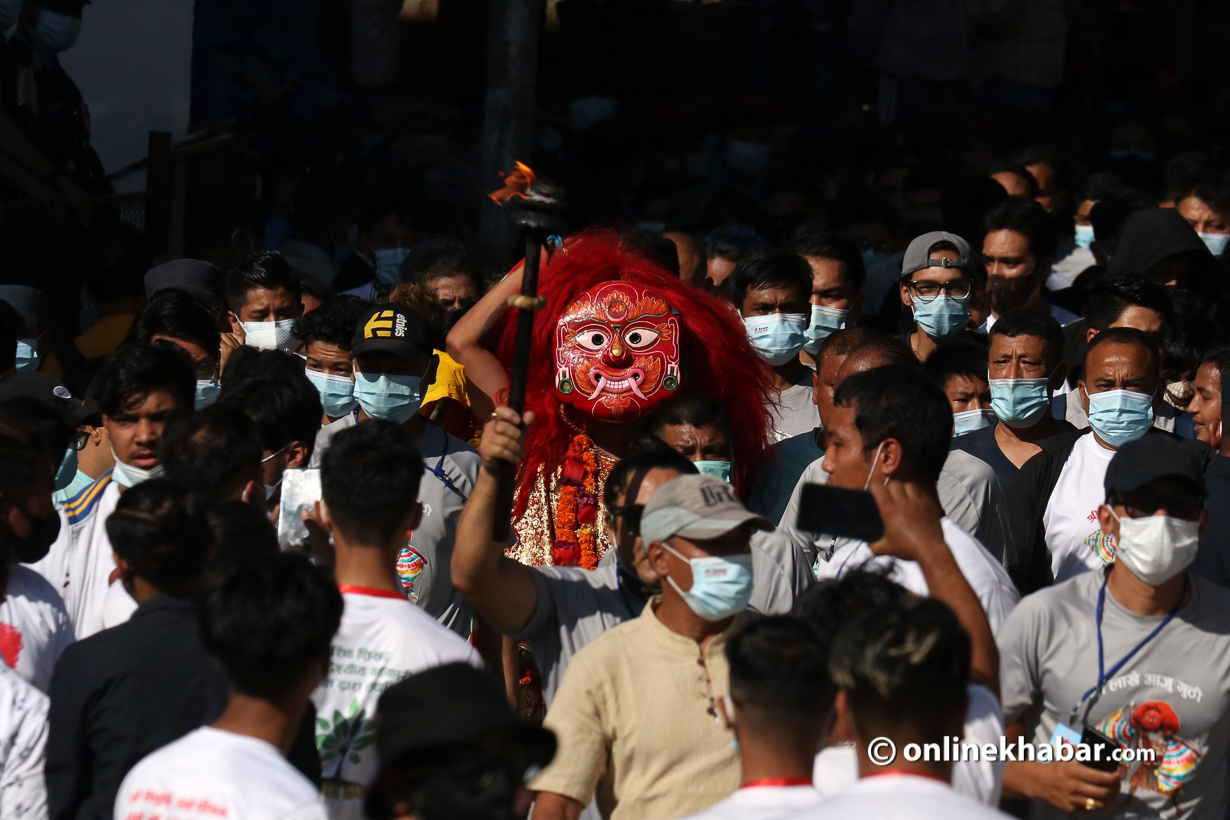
[1085,387,1154,447]
[953,408,996,436]
[1074,224,1095,251]
[990,377,1051,427]
[802,304,846,355]
[0,0,21,31]
[54,445,78,491]
[861,248,890,270]
[52,469,93,507]
[662,542,753,621]
[195,378,221,409]
[354,372,423,424]
[694,460,732,483]
[108,443,164,489]
[373,247,410,286]
[744,313,808,366]
[1199,232,1229,257]
[30,10,80,52]
[14,338,37,372]
[307,369,358,418]
[911,294,970,339]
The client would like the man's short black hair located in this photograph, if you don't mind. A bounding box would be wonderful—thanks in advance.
[648,394,732,440]
[130,289,221,360]
[217,370,322,459]
[160,404,263,502]
[1088,193,1152,244]
[989,309,1065,368]
[1086,326,1161,377]
[981,198,1057,263]
[1084,275,1173,334]
[1163,313,1221,381]
[796,567,906,639]
[217,347,307,390]
[829,596,970,739]
[790,232,866,293]
[291,269,332,306]
[409,243,486,291]
[621,229,681,276]
[93,343,196,418]
[0,422,46,511]
[602,443,697,509]
[84,221,151,303]
[834,365,952,483]
[106,479,209,593]
[1078,172,1128,204]
[923,341,989,392]
[202,552,342,700]
[293,295,372,350]
[208,500,280,574]
[703,225,768,262]
[322,420,425,544]
[226,251,301,313]
[0,398,74,480]
[987,161,1040,201]
[728,616,832,721]
[1012,145,1073,195]
[723,248,812,309]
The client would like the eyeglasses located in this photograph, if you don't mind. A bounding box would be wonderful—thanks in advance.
[609,503,644,534]
[907,278,972,302]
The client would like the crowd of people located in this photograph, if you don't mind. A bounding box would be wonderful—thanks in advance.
[0,1,1227,817]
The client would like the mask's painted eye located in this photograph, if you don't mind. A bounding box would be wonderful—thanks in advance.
[624,328,660,349]
[576,330,608,351]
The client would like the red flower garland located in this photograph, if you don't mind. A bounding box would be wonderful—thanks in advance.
[552,433,601,570]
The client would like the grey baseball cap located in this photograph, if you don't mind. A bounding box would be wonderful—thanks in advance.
[145,259,225,304]
[640,474,772,544]
[901,231,971,278]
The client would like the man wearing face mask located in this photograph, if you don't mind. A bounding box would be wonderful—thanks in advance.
[29,343,194,639]
[224,251,304,358]
[333,195,419,298]
[1008,328,1209,595]
[0,286,48,375]
[530,473,769,820]
[790,233,865,366]
[724,249,816,442]
[979,199,1079,332]
[313,303,480,639]
[999,435,1230,819]
[293,296,371,428]
[129,290,223,411]
[898,231,979,361]
[278,171,360,288]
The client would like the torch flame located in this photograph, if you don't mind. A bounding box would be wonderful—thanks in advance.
[488,161,536,205]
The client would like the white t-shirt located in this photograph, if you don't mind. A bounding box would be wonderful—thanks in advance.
[677,784,823,820]
[814,517,1019,634]
[0,565,75,692]
[28,472,121,639]
[768,371,818,443]
[101,583,139,631]
[311,589,482,820]
[0,663,49,820]
[811,684,1005,806]
[115,726,326,820]
[799,770,1011,820]
[1042,432,1115,583]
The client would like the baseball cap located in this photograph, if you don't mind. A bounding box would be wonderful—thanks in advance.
[365,663,556,818]
[0,372,90,423]
[0,286,47,327]
[640,474,772,544]
[901,231,971,278]
[145,259,225,305]
[351,303,431,360]
[1104,435,1206,498]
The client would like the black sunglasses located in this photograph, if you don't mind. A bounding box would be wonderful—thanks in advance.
[609,503,644,534]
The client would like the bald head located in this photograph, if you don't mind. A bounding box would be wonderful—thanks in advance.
[836,340,917,383]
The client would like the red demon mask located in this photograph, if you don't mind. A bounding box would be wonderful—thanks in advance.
[554,281,681,421]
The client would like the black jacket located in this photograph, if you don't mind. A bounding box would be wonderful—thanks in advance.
[1008,428,1211,595]
[47,595,321,820]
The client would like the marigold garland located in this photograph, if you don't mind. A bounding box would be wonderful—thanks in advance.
[551,433,601,570]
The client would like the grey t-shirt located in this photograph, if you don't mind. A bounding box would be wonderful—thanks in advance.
[768,371,818,443]
[999,570,1230,820]
[778,449,1015,568]
[314,417,480,639]
[516,530,812,706]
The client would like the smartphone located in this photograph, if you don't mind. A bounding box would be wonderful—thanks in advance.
[1079,725,1122,772]
[794,483,884,544]
[277,468,321,551]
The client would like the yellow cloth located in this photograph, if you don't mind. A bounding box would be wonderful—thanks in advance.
[424,350,469,407]
[529,601,743,820]
[42,314,135,378]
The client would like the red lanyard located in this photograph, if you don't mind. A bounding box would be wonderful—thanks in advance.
[337,584,406,600]
[862,770,949,785]
[741,778,814,788]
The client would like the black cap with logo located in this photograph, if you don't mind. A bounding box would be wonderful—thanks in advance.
[352,303,432,360]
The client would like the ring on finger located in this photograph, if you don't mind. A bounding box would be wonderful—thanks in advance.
[1085,798,1099,812]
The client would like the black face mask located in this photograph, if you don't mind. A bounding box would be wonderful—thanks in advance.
[415,763,518,820]
[3,504,61,564]
[987,272,1038,316]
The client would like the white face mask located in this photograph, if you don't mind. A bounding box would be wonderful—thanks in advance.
[1110,509,1199,586]
[243,318,297,352]
[108,442,164,489]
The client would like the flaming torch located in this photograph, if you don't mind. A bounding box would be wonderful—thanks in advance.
[487,162,566,540]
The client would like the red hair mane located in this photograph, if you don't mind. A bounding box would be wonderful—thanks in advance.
[494,229,775,517]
